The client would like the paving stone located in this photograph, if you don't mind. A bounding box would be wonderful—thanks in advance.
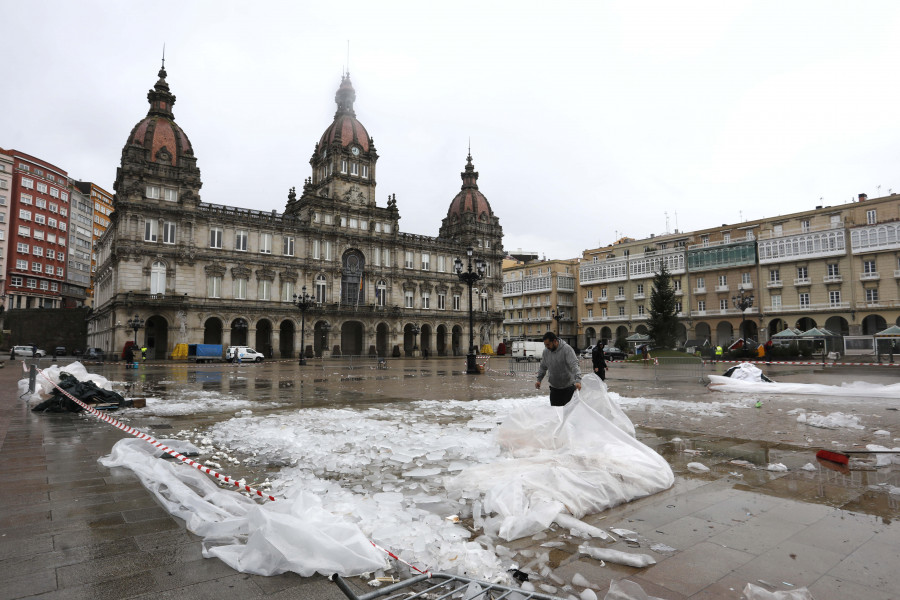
[0,566,58,600]
[128,574,265,600]
[640,541,755,597]
[732,539,845,589]
[807,574,898,600]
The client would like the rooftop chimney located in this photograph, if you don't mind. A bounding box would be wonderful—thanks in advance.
[859,193,868,202]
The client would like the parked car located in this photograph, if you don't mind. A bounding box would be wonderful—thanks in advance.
[226,346,265,363]
[10,345,47,358]
[603,346,628,361]
[84,348,106,360]
[54,346,67,357]
[580,344,597,358]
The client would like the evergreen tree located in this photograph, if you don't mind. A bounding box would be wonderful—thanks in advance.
[648,262,679,349]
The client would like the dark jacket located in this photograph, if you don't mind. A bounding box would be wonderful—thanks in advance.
[591,345,607,370]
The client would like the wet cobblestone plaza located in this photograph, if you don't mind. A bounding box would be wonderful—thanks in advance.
[1,356,898,599]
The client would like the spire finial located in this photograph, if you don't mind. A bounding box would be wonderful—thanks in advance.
[162,44,166,69]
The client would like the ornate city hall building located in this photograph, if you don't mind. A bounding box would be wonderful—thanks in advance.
[88,65,504,359]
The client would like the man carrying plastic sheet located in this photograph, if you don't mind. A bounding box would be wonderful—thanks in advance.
[535,331,582,406]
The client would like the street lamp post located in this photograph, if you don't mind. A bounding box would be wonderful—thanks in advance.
[552,309,565,337]
[732,289,754,344]
[454,247,486,374]
[294,286,315,365]
[126,314,144,347]
[411,323,421,355]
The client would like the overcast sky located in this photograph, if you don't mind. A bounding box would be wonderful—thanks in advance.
[5,1,900,260]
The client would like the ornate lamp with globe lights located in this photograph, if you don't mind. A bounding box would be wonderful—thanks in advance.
[293,286,315,365]
[454,247,486,374]
[552,308,565,336]
[126,314,145,347]
[732,289,754,343]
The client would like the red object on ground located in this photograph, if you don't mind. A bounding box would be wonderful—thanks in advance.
[816,449,850,465]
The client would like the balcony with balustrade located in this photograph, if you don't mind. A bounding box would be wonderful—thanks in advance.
[758,228,846,264]
[763,301,850,313]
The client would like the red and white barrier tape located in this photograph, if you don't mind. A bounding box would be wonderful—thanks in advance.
[702,359,900,367]
[28,362,275,501]
[24,362,431,575]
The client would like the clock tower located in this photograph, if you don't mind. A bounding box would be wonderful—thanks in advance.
[287,74,378,214]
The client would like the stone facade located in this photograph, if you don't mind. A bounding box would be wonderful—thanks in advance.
[87,66,504,359]
[573,193,900,348]
[502,258,579,348]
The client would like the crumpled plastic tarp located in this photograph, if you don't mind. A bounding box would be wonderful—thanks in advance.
[99,438,386,577]
[722,362,771,382]
[742,583,814,599]
[447,374,674,541]
[32,371,126,413]
[17,361,113,405]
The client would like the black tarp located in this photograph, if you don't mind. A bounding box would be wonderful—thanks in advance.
[32,372,127,413]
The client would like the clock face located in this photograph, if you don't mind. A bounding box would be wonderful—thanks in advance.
[351,146,360,156]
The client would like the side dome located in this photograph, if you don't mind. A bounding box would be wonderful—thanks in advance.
[125,65,194,166]
[446,153,493,221]
[318,74,371,152]
[113,62,202,205]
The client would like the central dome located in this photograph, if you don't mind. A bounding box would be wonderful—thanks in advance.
[318,75,371,152]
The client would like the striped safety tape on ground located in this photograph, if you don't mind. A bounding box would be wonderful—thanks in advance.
[22,362,432,575]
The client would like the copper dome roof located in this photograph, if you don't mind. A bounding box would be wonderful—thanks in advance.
[446,154,493,220]
[318,75,371,152]
[125,65,193,165]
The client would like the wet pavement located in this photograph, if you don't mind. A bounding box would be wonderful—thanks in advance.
[0,356,898,599]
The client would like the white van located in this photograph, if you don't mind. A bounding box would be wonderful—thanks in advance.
[226,346,265,363]
[11,345,46,358]
[510,340,543,362]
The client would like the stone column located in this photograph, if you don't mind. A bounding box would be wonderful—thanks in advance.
[271,329,281,358]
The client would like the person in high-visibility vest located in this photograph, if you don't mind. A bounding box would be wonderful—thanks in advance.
[141,346,148,361]
[715,345,723,361]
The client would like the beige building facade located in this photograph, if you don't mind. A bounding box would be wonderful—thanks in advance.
[87,66,504,359]
[505,194,900,351]
[502,258,579,347]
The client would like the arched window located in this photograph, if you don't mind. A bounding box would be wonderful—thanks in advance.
[315,274,327,303]
[376,279,387,307]
[150,261,166,294]
[341,250,365,304]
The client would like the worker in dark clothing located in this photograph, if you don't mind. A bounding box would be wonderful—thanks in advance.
[591,340,607,381]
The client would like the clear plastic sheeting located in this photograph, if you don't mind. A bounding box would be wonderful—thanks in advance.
[604,578,669,600]
[742,583,814,599]
[448,374,674,540]
[96,373,673,580]
[98,438,386,577]
[708,375,900,398]
[725,362,767,382]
